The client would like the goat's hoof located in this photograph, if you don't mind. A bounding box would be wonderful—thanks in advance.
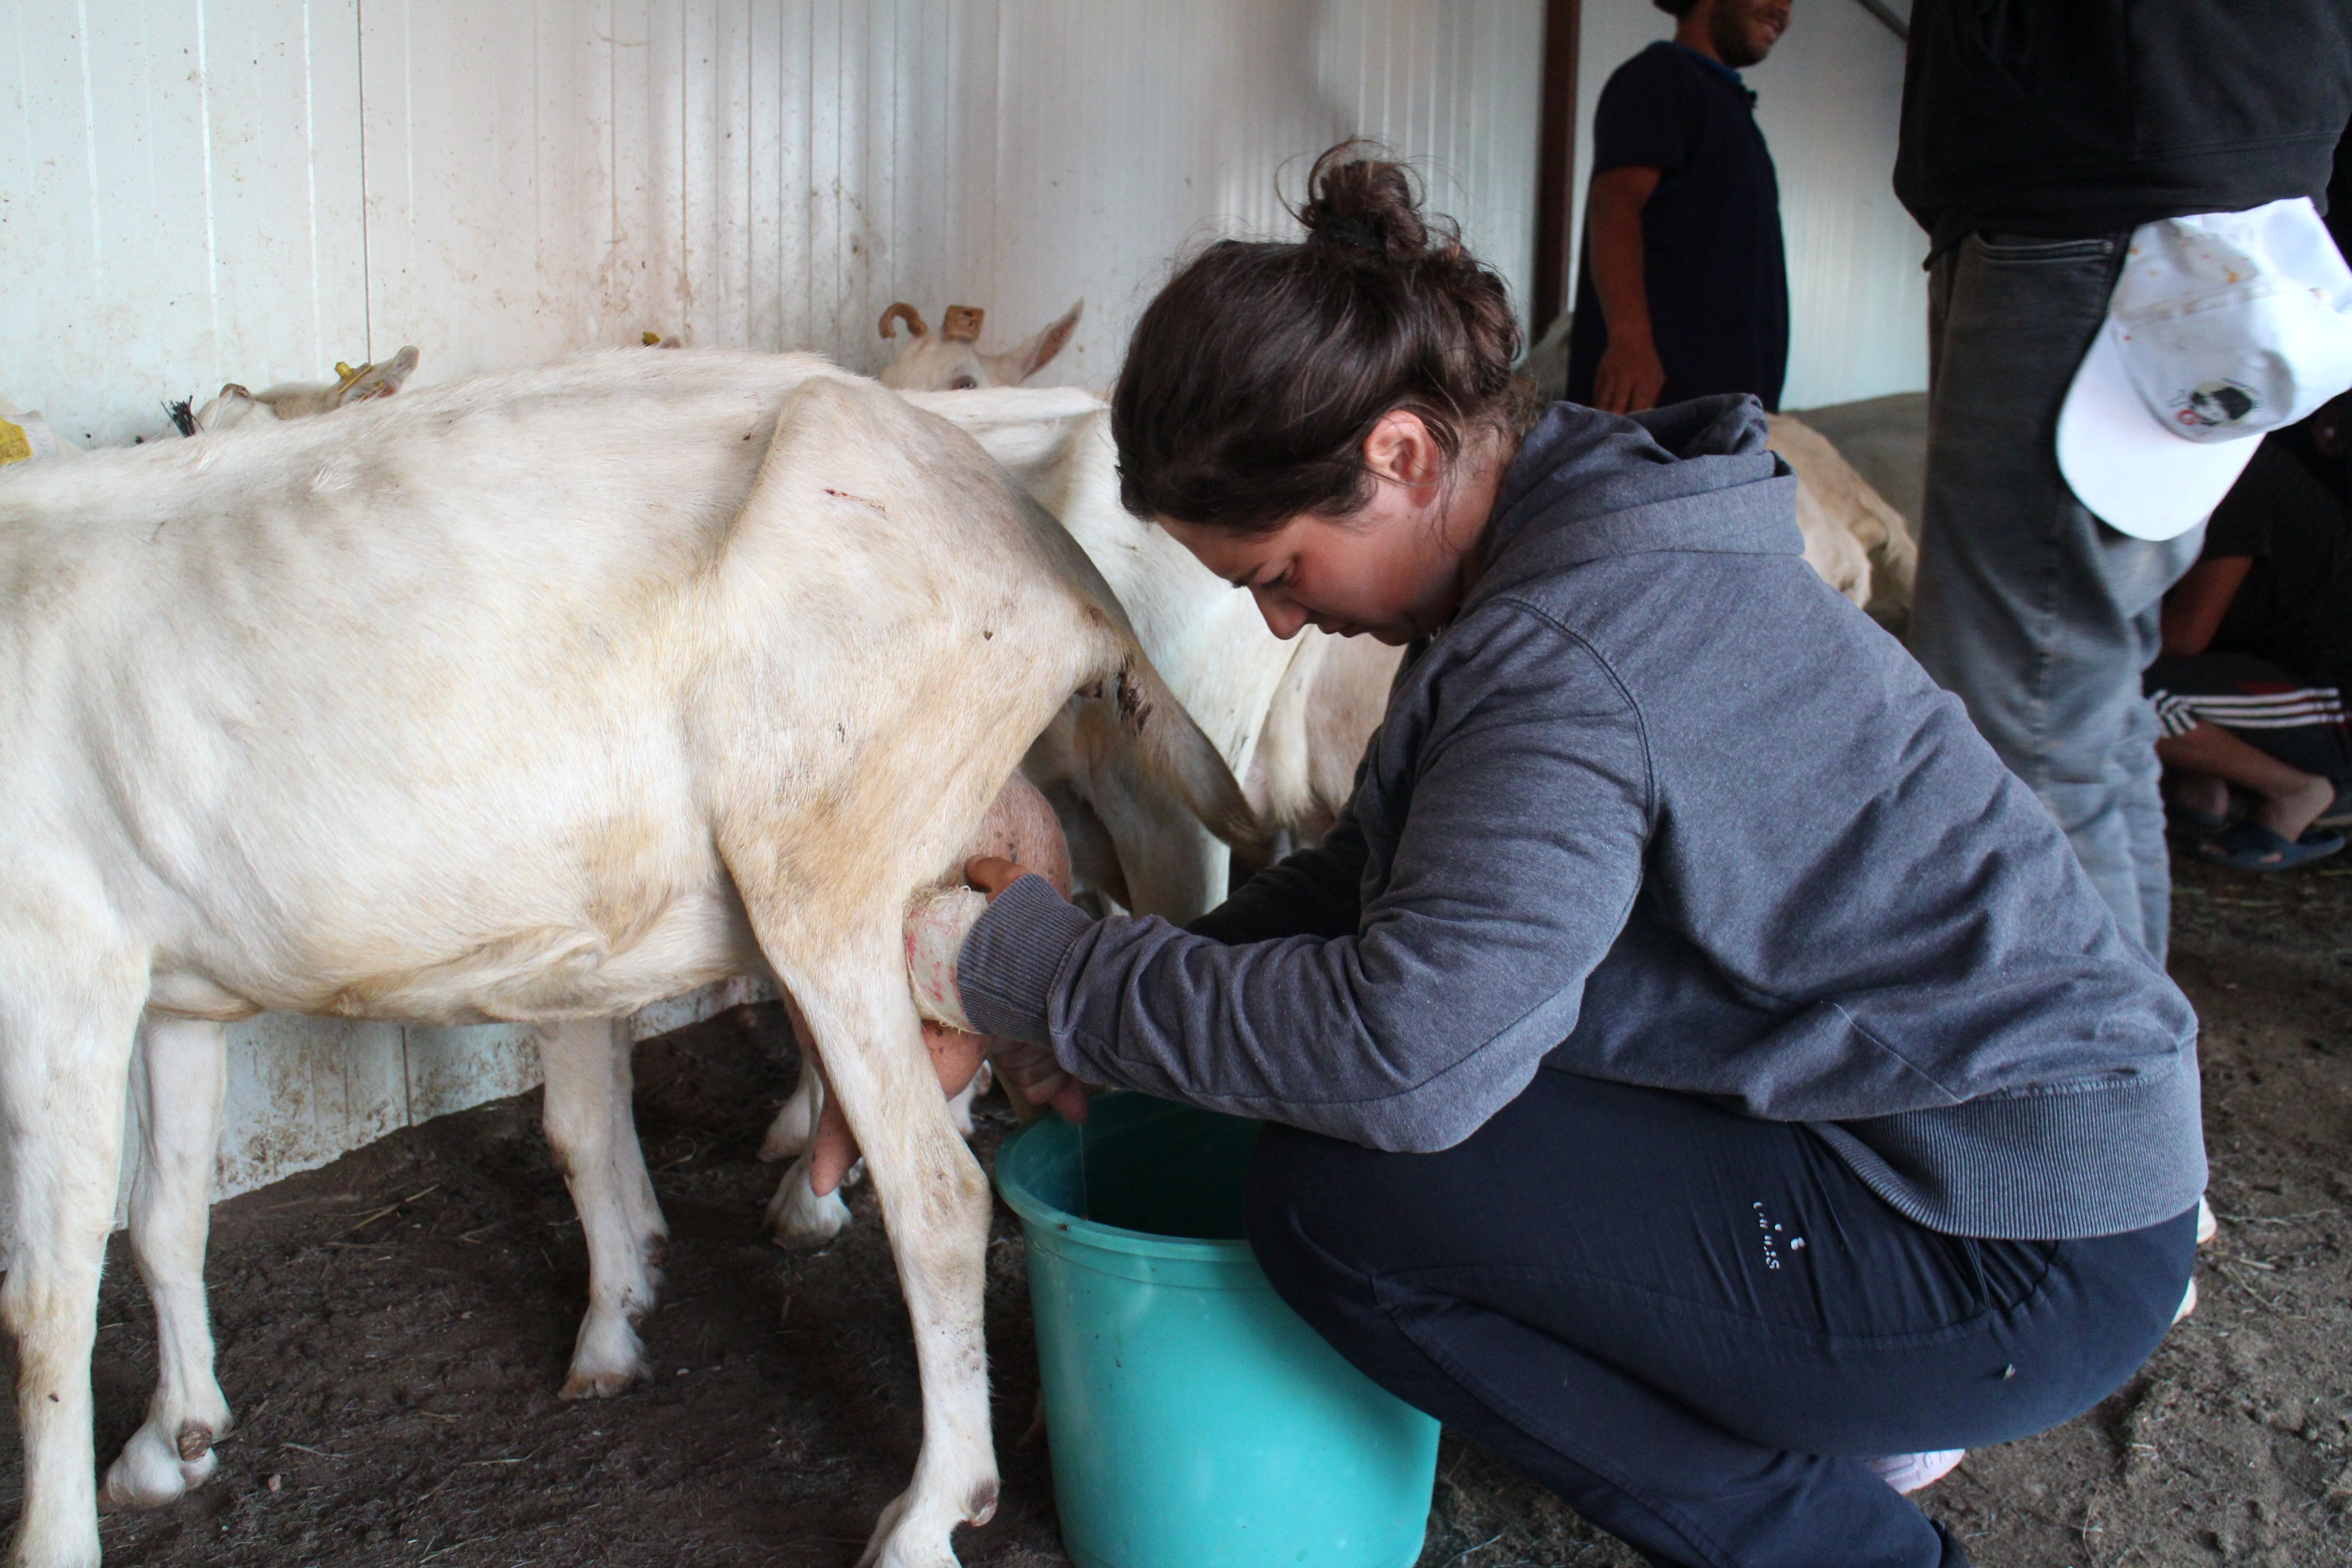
[103,1420,220,1509]
[766,1170,852,1249]
[765,1151,853,1247]
[558,1365,645,1401]
[853,1486,966,1568]
[561,1313,650,1400]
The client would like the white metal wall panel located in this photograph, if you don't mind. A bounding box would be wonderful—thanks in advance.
[1,0,368,445]
[1570,0,1927,408]
[5,2,1542,428]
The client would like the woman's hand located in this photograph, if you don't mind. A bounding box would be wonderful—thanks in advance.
[961,857,1093,1126]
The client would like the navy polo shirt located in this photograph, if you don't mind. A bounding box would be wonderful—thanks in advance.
[1565,42,1790,411]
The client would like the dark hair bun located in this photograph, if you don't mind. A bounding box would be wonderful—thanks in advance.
[1112,139,1526,532]
[1297,145,1432,263]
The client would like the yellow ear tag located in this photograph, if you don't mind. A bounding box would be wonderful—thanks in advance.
[334,361,370,391]
[643,331,662,346]
[0,417,30,466]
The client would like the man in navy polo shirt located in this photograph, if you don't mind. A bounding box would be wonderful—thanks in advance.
[1565,0,1793,415]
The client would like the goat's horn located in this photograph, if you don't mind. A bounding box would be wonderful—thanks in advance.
[879,303,928,339]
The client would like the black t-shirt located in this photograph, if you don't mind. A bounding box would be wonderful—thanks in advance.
[1564,42,1789,412]
[1896,0,2352,254]
[2202,438,2352,695]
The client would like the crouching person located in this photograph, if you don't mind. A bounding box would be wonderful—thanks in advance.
[912,148,2204,1568]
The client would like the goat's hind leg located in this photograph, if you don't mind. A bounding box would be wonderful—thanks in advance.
[763,998,850,1247]
[771,936,996,1568]
[758,1063,822,1164]
[0,948,144,1568]
[540,1017,668,1400]
[103,1013,234,1509]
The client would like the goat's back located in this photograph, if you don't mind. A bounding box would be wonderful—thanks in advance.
[0,351,1122,1023]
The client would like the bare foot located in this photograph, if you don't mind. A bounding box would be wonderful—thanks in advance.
[2253,771,2338,844]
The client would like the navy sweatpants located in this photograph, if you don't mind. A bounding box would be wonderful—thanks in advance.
[1244,1067,2196,1568]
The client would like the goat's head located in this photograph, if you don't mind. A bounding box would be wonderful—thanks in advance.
[191,345,421,432]
[873,300,1082,391]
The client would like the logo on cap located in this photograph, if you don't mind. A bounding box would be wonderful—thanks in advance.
[2172,380,2260,431]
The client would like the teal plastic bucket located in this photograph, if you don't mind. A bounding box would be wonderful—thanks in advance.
[994,1093,1440,1568]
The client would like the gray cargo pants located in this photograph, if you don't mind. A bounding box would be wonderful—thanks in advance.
[1909,232,2204,963]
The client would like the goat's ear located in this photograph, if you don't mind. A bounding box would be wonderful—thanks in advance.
[193,385,258,432]
[334,350,416,409]
[988,299,1083,384]
[880,302,928,339]
[341,346,420,404]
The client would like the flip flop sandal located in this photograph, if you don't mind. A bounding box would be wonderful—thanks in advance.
[2197,820,2347,870]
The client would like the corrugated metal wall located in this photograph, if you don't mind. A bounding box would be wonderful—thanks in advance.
[0,1,1542,1207]
[1570,0,1927,409]
[4,0,1544,446]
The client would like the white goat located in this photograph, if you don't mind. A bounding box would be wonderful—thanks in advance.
[1768,411,1918,627]
[874,301,1084,392]
[0,348,1253,1568]
[190,345,420,432]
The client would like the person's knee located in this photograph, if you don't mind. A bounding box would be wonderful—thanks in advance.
[2020,1205,2200,1436]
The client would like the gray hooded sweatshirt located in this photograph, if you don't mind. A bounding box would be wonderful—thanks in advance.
[960,396,2205,1241]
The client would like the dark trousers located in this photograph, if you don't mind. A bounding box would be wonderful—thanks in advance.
[1245,1068,2196,1568]
[1908,233,2206,963]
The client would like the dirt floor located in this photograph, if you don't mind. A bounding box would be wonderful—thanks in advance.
[11,845,2349,1567]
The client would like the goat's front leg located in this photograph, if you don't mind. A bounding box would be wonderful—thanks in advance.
[540,1017,667,1400]
[104,1013,234,1508]
[0,948,145,1568]
[779,940,997,1568]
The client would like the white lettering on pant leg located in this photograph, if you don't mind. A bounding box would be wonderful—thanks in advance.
[1751,1201,1807,1271]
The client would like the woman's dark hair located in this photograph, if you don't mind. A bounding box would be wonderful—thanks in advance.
[1111,141,1525,532]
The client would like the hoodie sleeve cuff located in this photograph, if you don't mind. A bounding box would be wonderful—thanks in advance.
[957,873,1096,1047]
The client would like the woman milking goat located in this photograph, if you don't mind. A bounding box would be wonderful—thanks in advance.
[814,145,2204,1568]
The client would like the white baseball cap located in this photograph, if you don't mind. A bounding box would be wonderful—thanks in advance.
[2056,196,2352,541]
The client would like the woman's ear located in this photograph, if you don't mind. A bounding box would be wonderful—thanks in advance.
[1360,409,1444,494]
